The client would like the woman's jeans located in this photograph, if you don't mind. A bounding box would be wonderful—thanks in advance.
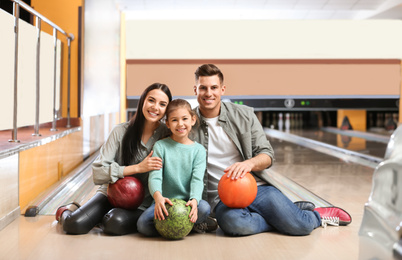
[215,185,321,236]
[137,199,211,236]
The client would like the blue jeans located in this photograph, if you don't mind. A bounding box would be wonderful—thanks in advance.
[215,185,321,236]
[137,199,211,237]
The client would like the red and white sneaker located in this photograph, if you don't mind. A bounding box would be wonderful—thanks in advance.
[315,207,352,227]
[55,202,80,222]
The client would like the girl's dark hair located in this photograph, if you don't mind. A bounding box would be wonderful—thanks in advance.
[165,99,195,120]
[165,99,198,128]
[122,83,172,165]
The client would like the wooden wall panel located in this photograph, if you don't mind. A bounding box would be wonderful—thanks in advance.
[126,60,401,98]
[19,131,83,212]
[0,155,19,220]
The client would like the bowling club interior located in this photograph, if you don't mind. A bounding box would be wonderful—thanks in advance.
[0,0,401,259]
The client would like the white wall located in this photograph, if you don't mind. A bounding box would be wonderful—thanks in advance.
[83,0,121,117]
[126,20,402,59]
[0,9,61,130]
[82,0,121,156]
[0,10,14,129]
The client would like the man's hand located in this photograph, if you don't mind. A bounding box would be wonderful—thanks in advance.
[224,154,272,179]
[224,161,253,179]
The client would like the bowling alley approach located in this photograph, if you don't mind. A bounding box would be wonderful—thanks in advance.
[0,0,402,259]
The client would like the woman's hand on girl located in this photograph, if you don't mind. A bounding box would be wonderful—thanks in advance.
[137,150,163,173]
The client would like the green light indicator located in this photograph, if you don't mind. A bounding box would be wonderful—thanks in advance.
[301,101,305,106]
[306,101,310,105]
[239,101,243,105]
[234,101,238,104]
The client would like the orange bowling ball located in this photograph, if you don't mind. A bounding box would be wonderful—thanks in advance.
[218,172,258,208]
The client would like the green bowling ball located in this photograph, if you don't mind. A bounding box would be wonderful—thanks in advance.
[154,198,194,240]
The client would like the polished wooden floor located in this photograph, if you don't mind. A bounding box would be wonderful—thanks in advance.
[0,131,379,260]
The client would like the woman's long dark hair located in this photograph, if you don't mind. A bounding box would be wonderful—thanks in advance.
[122,83,172,166]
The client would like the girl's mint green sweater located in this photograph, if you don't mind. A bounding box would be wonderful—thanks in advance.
[148,137,206,204]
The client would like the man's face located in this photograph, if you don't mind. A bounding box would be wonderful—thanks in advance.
[194,75,226,118]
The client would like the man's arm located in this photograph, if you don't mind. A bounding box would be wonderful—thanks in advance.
[224,104,274,179]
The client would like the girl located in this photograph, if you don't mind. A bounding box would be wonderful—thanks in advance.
[56,83,172,235]
[137,99,214,236]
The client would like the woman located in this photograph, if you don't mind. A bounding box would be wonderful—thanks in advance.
[56,83,172,235]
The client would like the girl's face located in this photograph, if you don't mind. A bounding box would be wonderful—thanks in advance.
[166,107,196,142]
[142,89,170,123]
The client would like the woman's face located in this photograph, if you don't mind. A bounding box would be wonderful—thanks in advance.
[142,89,170,123]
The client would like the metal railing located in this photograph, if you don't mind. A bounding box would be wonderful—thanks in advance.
[9,0,74,142]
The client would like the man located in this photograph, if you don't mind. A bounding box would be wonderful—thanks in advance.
[191,64,351,236]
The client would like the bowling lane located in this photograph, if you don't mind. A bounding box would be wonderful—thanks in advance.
[296,129,389,158]
[267,134,374,213]
[269,133,379,168]
[265,128,386,168]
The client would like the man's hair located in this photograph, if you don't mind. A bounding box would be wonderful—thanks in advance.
[194,64,224,84]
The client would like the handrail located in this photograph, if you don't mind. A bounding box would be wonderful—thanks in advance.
[12,0,71,38]
[33,15,41,137]
[8,0,74,142]
[9,2,19,142]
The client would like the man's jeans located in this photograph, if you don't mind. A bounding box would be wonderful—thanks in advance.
[215,185,321,236]
[137,199,211,236]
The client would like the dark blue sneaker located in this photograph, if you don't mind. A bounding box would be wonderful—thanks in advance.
[294,201,316,211]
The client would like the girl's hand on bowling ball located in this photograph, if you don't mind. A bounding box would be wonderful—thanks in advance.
[186,199,198,223]
[154,195,172,221]
[137,151,163,173]
[224,161,253,180]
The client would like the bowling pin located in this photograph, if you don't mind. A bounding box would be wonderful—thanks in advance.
[285,113,290,132]
[278,113,283,131]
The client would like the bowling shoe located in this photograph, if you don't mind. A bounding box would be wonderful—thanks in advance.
[294,201,315,211]
[193,217,218,234]
[315,206,352,227]
[55,202,80,222]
